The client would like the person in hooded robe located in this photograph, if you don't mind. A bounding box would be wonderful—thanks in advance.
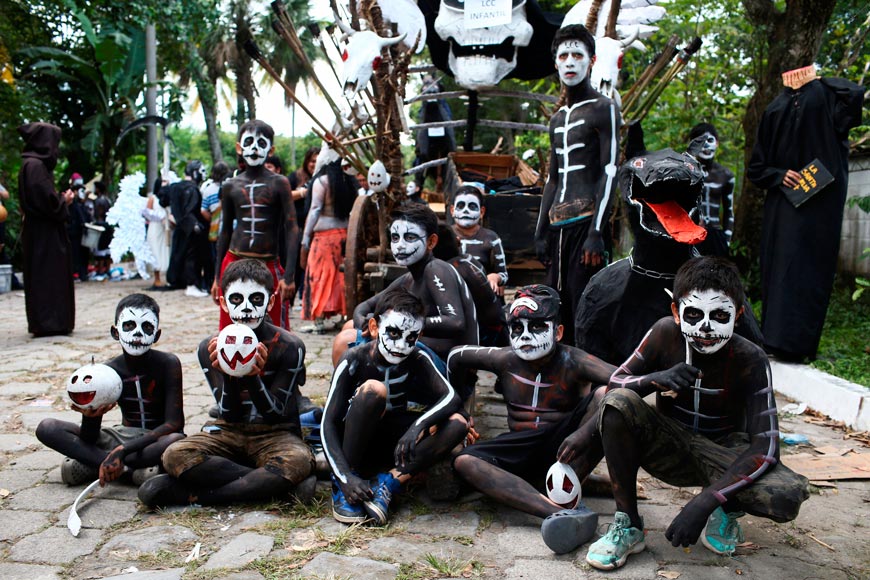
[17,122,75,336]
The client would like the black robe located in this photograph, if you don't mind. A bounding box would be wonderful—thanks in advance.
[747,78,864,359]
[17,122,75,336]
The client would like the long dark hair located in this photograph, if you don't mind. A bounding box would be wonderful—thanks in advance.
[318,159,357,220]
[296,146,319,184]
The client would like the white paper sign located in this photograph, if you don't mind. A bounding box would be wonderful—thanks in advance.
[428,127,446,137]
[464,0,512,29]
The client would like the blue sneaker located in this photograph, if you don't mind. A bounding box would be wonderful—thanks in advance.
[585,511,646,570]
[331,475,367,524]
[702,507,745,556]
[363,472,401,525]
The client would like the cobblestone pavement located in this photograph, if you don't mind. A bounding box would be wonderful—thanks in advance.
[0,278,868,580]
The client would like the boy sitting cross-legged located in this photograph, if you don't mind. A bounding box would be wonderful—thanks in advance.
[37,293,185,487]
[139,259,314,507]
[322,286,468,525]
[586,256,809,570]
[448,284,617,554]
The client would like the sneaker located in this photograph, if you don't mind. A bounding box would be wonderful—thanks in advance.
[185,285,209,297]
[541,502,599,554]
[331,475,367,524]
[61,458,99,486]
[131,466,161,486]
[137,474,195,508]
[585,511,646,570]
[363,472,401,525]
[702,507,745,556]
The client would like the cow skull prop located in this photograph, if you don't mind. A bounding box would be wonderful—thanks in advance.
[337,17,406,99]
[217,323,260,377]
[367,160,391,193]
[66,363,123,410]
[434,0,534,90]
[589,29,639,105]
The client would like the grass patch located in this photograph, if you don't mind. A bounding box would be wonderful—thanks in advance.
[397,555,484,580]
[811,279,870,386]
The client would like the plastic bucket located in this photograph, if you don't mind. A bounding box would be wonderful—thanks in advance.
[82,223,105,250]
[0,264,11,294]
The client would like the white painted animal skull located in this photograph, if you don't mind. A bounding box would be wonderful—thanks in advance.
[367,160,391,193]
[589,30,638,103]
[217,323,260,377]
[339,28,406,99]
[434,0,534,90]
[66,363,123,410]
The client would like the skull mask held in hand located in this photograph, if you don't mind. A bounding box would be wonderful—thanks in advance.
[217,323,260,377]
[66,363,123,410]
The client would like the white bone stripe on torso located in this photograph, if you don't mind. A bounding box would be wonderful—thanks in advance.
[555,99,598,203]
[242,182,267,247]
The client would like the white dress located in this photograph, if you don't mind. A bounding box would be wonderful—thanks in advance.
[142,194,170,274]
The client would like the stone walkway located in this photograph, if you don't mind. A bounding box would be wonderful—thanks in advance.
[0,279,868,580]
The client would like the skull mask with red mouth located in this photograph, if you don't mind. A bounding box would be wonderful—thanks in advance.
[66,363,123,410]
[217,323,260,377]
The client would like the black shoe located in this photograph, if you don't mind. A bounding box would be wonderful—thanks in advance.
[292,474,317,504]
[138,474,194,508]
[541,502,599,554]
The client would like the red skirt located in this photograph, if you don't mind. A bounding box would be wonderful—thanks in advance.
[302,228,347,320]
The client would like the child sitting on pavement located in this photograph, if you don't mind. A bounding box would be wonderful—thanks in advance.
[321,286,468,525]
[448,284,616,554]
[586,256,809,570]
[36,293,185,486]
[139,259,315,507]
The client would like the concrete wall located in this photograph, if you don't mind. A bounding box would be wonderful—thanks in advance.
[840,155,870,276]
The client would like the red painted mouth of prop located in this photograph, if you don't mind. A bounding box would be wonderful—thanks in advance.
[69,391,96,406]
[644,201,707,244]
[220,349,257,370]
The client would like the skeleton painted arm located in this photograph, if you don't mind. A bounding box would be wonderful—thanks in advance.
[301,175,326,249]
[320,356,358,485]
[236,335,306,425]
[409,351,461,433]
[722,173,735,244]
[490,235,508,285]
[278,175,300,284]
[422,262,470,337]
[534,143,560,255]
[447,345,506,401]
[590,99,620,236]
[198,336,243,422]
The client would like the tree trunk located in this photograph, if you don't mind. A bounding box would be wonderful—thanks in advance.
[735,0,837,289]
[188,43,224,164]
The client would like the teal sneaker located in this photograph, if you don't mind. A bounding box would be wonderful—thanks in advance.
[363,472,401,526]
[702,507,745,556]
[585,511,646,570]
[331,475,367,524]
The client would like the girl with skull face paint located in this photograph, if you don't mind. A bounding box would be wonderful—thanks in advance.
[448,285,617,554]
[587,258,809,570]
[321,287,467,525]
[36,294,186,487]
[449,185,509,296]
[140,260,315,508]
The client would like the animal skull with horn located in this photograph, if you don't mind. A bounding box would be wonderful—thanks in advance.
[336,15,406,99]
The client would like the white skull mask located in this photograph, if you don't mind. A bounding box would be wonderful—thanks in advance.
[217,323,260,377]
[689,132,718,161]
[678,289,737,354]
[116,307,159,356]
[556,40,591,87]
[239,129,272,167]
[390,219,428,267]
[509,318,556,361]
[434,0,534,90]
[66,363,123,410]
[224,279,270,328]
[367,160,391,193]
[452,193,482,227]
[377,310,423,364]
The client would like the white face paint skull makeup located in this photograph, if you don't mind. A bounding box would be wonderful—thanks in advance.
[452,193,482,227]
[696,132,718,161]
[390,219,428,267]
[678,289,737,354]
[239,129,271,167]
[225,279,270,328]
[509,318,556,361]
[556,41,591,87]
[377,309,423,364]
[116,307,159,356]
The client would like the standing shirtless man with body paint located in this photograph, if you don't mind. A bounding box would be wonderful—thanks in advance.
[535,24,621,346]
[211,120,299,329]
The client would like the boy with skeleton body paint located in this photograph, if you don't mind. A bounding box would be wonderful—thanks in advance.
[37,294,185,487]
[322,286,467,525]
[448,285,616,554]
[586,257,809,570]
[450,185,508,296]
[335,204,479,367]
[535,24,621,346]
[140,259,314,508]
[211,120,300,329]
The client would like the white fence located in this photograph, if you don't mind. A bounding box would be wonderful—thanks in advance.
[840,154,870,276]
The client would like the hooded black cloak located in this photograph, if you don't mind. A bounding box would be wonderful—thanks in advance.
[17,122,75,336]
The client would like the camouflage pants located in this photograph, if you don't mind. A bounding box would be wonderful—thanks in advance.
[600,389,809,523]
